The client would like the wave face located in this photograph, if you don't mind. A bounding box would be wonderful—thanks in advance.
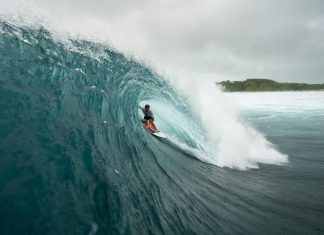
[1,21,323,235]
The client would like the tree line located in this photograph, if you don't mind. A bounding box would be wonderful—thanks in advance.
[218,79,324,92]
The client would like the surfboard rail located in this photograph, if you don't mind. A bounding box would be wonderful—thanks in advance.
[150,131,167,138]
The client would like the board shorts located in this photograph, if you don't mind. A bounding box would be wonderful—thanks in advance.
[144,116,153,120]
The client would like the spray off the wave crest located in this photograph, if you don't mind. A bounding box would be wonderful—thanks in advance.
[169,77,288,169]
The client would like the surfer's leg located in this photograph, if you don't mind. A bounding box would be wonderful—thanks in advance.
[150,120,158,132]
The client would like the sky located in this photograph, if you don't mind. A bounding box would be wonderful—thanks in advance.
[1,0,324,83]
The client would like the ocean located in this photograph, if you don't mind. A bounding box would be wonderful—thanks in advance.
[0,21,324,235]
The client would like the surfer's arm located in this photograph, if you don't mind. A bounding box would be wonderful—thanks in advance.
[138,106,144,113]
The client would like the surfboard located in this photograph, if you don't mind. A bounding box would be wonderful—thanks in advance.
[150,131,167,138]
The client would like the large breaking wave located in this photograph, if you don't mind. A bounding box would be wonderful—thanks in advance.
[0,20,292,234]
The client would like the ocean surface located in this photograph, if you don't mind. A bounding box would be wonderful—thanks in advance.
[0,21,324,235]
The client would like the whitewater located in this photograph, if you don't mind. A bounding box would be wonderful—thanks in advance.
[0,17,324,235]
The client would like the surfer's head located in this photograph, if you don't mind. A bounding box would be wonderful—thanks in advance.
[145,104,150,110]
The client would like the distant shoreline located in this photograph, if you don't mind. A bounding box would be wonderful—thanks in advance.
[217,79,324,92]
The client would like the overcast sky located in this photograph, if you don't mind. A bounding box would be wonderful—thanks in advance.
[2,0,324,83]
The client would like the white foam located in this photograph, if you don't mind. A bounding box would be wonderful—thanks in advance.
[225,91,324,114]
[169,78,288,170]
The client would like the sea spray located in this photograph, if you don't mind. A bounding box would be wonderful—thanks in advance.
[168,77,288,169]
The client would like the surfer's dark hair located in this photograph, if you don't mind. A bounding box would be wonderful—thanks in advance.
[145,104,150,109]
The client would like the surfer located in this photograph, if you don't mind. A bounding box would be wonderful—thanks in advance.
[139,104,158,132]
[139,104,154,123]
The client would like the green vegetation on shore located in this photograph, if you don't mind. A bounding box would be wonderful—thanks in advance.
[218,79,324,92]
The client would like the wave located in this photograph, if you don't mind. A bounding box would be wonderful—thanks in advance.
[0,20,292,234]
[0,19,289,169]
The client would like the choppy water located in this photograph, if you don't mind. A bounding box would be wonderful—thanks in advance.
[0,21,324,235]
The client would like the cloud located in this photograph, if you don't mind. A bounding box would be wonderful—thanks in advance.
[2,0,324,82]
